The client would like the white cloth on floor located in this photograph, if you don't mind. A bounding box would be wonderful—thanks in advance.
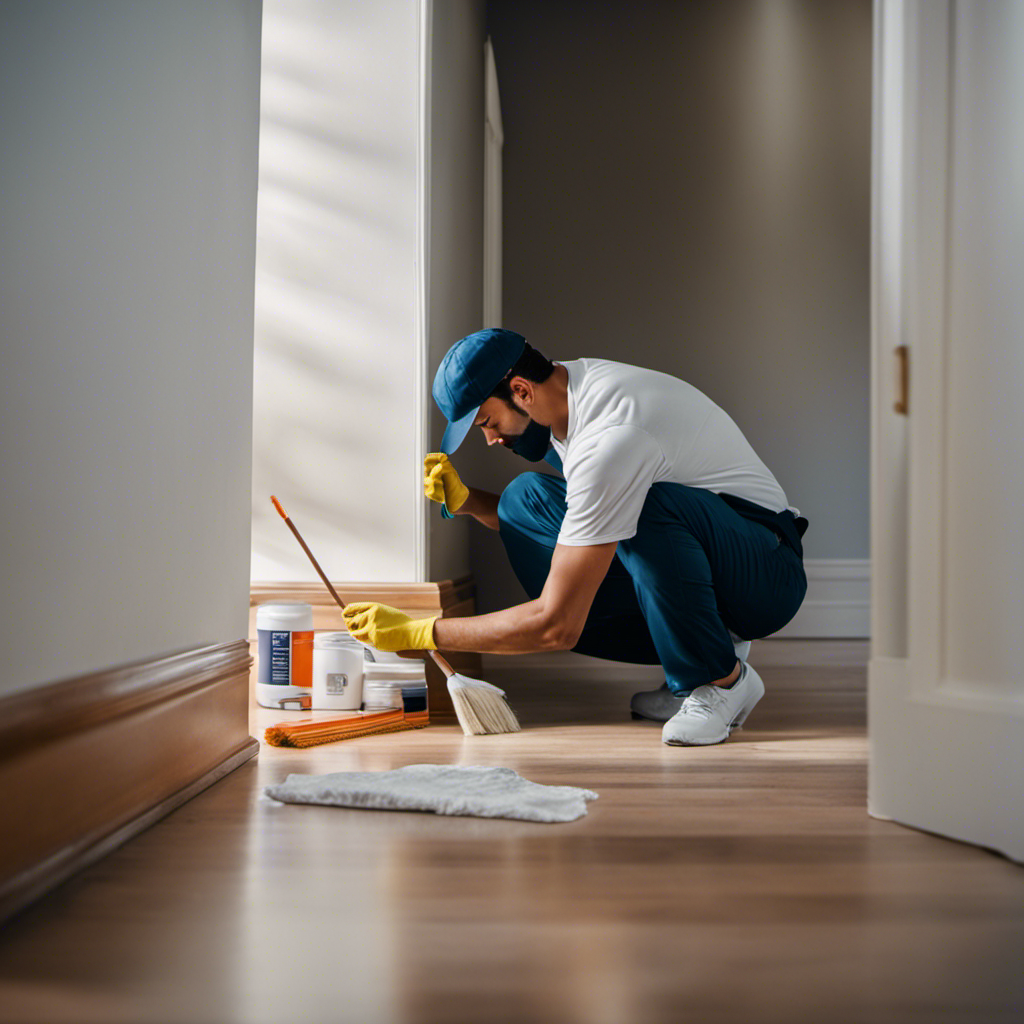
[263,763,598,823]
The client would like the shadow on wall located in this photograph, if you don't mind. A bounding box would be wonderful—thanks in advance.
[478,0,872,603]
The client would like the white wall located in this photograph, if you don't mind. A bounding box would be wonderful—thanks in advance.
[0,1,262,697]
[251,0,423,584]
[425,0,486,583]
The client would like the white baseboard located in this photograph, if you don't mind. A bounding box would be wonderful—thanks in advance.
[774,559,870,638]
[482,638,869,682]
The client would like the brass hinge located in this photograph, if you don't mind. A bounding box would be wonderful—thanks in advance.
[894,345,909,415]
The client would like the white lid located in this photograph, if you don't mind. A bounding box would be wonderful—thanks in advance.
[363,662,427,683]
[256,601,313,627]
[313,630,361,649]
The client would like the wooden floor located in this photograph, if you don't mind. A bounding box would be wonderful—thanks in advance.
[1,642,1021,1024]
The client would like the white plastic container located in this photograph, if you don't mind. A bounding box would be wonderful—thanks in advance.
[256,601,313,710]
[312,632,364,710]
[361,649,429,724]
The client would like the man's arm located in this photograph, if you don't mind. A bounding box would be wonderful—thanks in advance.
[455,486,501,531]
[432,541,618,654]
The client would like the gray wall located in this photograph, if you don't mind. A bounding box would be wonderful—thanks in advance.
[0,1,262,696]
[467,0,871,613]
[426,0,486,584]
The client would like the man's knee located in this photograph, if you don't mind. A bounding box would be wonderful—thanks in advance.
[497,471,562,528]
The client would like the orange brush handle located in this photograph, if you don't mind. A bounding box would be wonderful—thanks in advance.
[269,495,347,614]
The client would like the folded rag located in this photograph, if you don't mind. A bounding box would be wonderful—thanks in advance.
[262,763,598,823]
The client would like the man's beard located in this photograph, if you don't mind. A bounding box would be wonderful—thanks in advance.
[501,417,552,461]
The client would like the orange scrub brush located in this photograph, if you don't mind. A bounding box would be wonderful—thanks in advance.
[264,708,413,748]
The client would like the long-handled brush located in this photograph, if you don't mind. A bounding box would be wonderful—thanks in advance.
[270,495,348,609]
[270,495,521,736]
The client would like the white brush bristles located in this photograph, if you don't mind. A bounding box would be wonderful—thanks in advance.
[447,673,521,736]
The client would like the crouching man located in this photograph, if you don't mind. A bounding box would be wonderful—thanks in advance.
[344,329,807,746]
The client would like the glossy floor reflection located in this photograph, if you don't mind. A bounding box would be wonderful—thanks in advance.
[1,643,1021,1024]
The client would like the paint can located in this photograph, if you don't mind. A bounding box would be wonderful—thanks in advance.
[312,632,364,710]
[361,649,429,726]
[256,601,313,709]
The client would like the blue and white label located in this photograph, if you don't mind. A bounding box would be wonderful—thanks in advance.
[257,628,291,685]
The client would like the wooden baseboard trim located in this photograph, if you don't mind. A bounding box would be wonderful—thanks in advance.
[249,575,478,621]
[0,737,258,926]
[0,640,256,926]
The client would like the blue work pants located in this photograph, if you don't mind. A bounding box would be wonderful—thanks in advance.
[496,473,807,696]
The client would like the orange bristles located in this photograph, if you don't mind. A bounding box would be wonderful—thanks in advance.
[263,708,423,748]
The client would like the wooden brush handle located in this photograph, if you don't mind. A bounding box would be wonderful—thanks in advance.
[271,497,446,669]
[270,495,347,614]
[428,649,455,678]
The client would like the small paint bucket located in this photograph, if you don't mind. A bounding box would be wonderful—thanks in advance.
[312,631,364,710]
[361,650,429,726]
[256,601,313,709]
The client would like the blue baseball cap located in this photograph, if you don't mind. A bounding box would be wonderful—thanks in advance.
[432,328,527,454]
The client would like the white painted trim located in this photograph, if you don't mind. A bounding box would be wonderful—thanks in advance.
[483,35,502,327]
[869,1,1023,862]
[483,639,870,682]
[772,558,871,638]
[484,36,504,146]
[903,0,953,700]
[415,0,433,583]
[870,0,910,659]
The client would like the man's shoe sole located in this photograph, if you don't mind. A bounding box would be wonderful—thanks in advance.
[663,733,728,746]
[662,712,748,745]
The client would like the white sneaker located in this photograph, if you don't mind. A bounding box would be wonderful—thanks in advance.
[630,638,751,722]
[661,662,765,746]
[630,682,686,722]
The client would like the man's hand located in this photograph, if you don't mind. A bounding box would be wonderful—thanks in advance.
[342,602,439,652]
[424,452,469,513]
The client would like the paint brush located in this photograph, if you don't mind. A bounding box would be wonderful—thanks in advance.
[428,650,521,736]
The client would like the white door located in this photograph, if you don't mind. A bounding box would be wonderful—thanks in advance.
[869,0,1024,862]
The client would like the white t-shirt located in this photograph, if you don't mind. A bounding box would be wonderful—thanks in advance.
[549,358,797,547]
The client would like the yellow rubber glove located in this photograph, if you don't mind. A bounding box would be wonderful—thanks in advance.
[424,452,469,513]
[342,602,438,652]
